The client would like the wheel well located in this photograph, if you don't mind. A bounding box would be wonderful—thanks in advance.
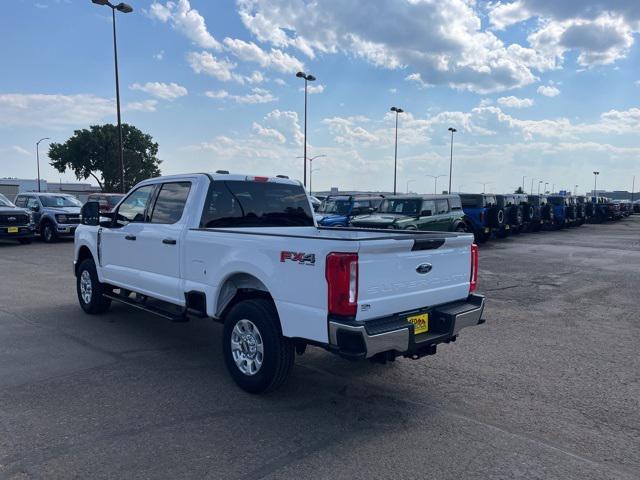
[215,273,273,320]
[75,246,94,276]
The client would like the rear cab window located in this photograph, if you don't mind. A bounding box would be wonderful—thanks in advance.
[200,180,313,228]
[435,199,449,215]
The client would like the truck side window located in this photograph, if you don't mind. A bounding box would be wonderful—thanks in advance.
[14,196,26,208]
[421,200,436,216]
[436,199,449,215]
[26,197,39,210]
[150,182,191,224]
[115,185,155,227]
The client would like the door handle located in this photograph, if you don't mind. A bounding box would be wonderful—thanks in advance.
[162,238,177,245]
[125,234,136,241]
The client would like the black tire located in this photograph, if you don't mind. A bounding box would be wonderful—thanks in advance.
[487,207,504,228]
[223,298,294,394]
[41,221,57,243]
[454,223,468,233]
[76,258,112,314]
[18,238,32,244]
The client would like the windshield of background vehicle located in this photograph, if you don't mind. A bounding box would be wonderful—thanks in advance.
[40,195,82,208]
[378,198,421,215]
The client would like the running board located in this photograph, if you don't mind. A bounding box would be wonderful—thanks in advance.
[103,293,189,322]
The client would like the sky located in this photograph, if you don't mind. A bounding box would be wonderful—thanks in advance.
[1,0,639,195]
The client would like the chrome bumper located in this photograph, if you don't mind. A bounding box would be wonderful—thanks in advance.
[329,294,485,359]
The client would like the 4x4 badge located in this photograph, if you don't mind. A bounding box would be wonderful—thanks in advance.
[416,263,432,274]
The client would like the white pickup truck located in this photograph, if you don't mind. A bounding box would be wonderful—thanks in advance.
[74,172,484,393]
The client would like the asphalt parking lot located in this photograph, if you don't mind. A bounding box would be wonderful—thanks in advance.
[1,218,639,480]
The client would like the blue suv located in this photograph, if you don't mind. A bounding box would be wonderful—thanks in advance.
[315,195,384,227]
[459,194,504,243]
[547,195,569,229]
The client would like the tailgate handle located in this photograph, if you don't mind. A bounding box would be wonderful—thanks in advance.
[162,238,177,245]
[412,239,445,251]
[125,234,136,241]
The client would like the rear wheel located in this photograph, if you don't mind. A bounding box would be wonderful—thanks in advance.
[223,298,294,394]
[76,258,112,314]
[454,223,468,233]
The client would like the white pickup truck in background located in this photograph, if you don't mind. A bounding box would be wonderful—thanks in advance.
[74,172,484,393]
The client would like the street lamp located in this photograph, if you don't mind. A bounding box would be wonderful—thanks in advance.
[406,179,416,193]
[477,181,492,194]
[296,71,316,187]
[298,154,325,195]
[574,184,579,195]
[530,178,535,195]
[92,0,133,194]
[36,137,50,192]
[390,107,404,195]
[593,171,600,196]
[447,127,457,194]
[544,182,549,193]
[426,174,446,194]
[538,180,543,195]
[522,175,526,193]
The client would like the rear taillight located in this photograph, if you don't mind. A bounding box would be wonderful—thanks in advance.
[470,244,479,293]
[325,253,358,317]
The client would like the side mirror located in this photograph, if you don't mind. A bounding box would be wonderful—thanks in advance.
[81,201,100,226]
[31,204,40,212]
[421,210,432,217]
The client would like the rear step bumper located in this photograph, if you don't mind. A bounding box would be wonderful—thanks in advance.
[328,294,485,359]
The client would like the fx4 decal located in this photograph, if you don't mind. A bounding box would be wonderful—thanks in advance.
[280,251,316,265]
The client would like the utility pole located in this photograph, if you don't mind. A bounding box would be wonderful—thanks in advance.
[390,107,404,195]
[448,127,457,194]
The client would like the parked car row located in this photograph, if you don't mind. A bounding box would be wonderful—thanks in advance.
[313,192,634,245]
[0,192,124,245]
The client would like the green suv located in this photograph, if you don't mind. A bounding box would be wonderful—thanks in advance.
[349,194,468,232]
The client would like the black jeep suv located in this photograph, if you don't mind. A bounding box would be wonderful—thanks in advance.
[496,194,522,236]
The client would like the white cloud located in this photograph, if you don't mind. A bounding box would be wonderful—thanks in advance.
[237,0,541,93]
[537,85,561,97]
[246,71,265,84]
[125,100,158,112]
[130,82,188,100]
[252,122,286,143]
[149,0,221,50]
[205,88,277,104]
[300,84,324,95]
[223,37,304,73]
[405,73,431,89]
[11,145,31,156]
[0,94,116,127]
[497,96,534,108]
[489,2,639,67]
[187,51,241,82]
[153,50,165,61]
[273,78,287,86]
[254,109,304,146]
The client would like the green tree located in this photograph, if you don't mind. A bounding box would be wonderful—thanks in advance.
[49,123,162,192]
[515,186,524,194]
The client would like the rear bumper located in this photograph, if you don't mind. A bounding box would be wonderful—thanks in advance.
[329,294,485,359]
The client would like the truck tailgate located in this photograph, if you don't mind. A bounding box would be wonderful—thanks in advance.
[356,234,472,321]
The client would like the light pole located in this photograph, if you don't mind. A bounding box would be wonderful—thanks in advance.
[36,137,50,192]
[92,0,133,194]
[298,154,326,195]
[574,184,579,195]
[477,181,492,194]
[296,71,316,187]
[538,180,543,195]
[632,176,635,204]
[406,179,416,193]
[448,127,457,194]
[522,175,526,193]
[390,107,404,195]
[426,174,446,194]
[544,182,549,193]
[593,171,599,196]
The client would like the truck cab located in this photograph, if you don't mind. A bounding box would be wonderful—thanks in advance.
[315,195,383,227]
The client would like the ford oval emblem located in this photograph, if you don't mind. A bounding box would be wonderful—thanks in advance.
[416,263,432,274]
